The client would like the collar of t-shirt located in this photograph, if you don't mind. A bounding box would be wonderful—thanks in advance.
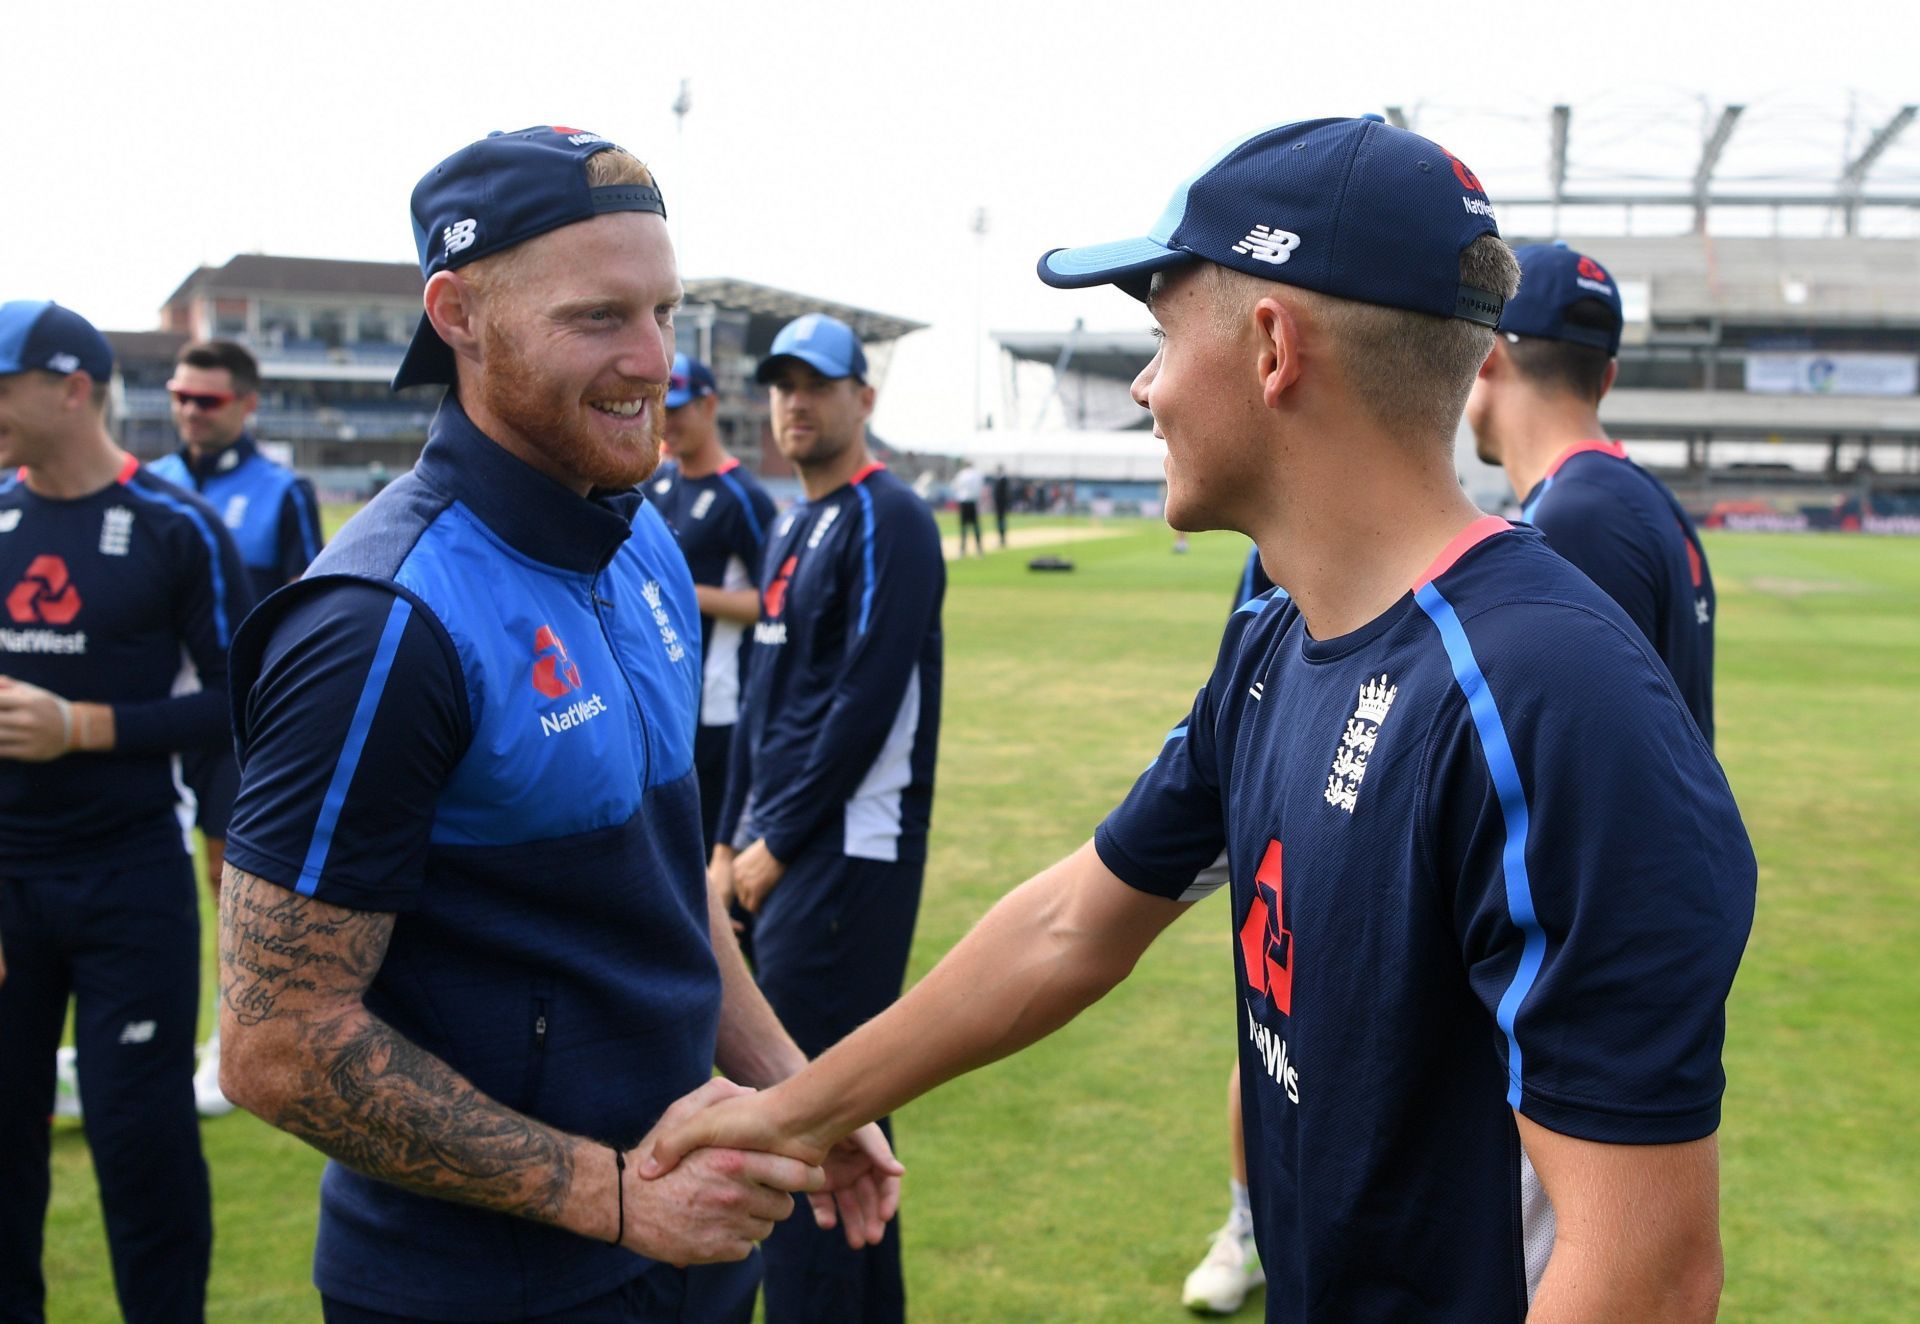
[415,393,639,574]
[180,433,258,482]
[1522,438,1628,508]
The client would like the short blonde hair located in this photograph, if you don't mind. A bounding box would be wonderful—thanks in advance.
[1206,235,1520,446]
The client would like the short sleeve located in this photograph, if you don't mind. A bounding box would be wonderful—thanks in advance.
[225,580,470,912]
[1094,689,1228,902]
[1427,600,1754,1144]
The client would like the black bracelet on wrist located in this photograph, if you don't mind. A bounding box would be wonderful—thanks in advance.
[608,1145,626,1247]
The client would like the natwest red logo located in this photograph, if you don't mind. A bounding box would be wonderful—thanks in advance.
[763,555,799,619]
[1576,255,1611,284]
[7,555,82,625]
[1238,840,1294,1016]
[1440,148,1483,194]
[531,625,581,699]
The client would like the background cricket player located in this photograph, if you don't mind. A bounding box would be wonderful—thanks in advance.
[0,300,250,1323]
[712,312,945,1324]
[1468,241,1717,742]
[646,351,776,857]
[149,336,324,1115]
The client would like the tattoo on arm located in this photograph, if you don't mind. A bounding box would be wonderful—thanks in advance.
[218,866,577,1225]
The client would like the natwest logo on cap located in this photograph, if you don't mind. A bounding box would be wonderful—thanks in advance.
[1441,148,1484,193]
[7,555,82,625]
[531,624,581,699]
[550,125,606,146]
[1577,255,1611,284]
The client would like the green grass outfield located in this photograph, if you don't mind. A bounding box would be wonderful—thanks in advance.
[41,518,1920,1321]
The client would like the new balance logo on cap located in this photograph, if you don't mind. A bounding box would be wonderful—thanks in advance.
[47,352,80,373]
[443,219,478,256]
[1232,226,1301,265]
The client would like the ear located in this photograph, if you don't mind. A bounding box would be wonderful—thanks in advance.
[62,372,96,414]
[1477,336,1508,380]
[854,381,877,422]
[1598,357,1619,400]
[424,271,483,368]
[1251,296,1303,410]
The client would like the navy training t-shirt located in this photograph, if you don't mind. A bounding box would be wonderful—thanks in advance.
[224,397,720,1321]
[0,457,251,873]
[720,463,944,865]
[1099,518,1754,1322]
[1521,440,1716,744]
[644,457,776,728]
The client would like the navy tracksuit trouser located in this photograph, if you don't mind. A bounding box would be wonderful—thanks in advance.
[750,849,922,1324]
[0,855,212,1324]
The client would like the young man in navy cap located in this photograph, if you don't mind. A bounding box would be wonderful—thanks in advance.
[649,118,1754,1323]
[0,301,249,1323]
[213,128,899,1324]
[709,312,944,1324]
[148,337,325,1116]
[1468,243,1716,742]
[646,352,777,857]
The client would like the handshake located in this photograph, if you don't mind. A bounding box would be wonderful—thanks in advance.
[604,1076,894,1267]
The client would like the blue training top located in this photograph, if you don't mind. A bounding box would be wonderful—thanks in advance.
[149,434,323,602]
[719,463,944,865]
[644,456,776,728]
[1519,440,1716,744]
[0,456,251,874]
[1100,518,1754,1323]
[224,397,717,1320]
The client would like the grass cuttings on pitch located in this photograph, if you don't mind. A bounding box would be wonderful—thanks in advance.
[41,523,1920,1322]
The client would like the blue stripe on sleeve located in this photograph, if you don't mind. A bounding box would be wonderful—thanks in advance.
[854,483,878,635]
[296,597,412,897]
[716,472,764,547]
[126,481,234,647]
[1414,581,1546,1110]
[1520,476,1554,524]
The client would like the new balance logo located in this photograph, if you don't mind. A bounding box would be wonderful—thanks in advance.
[1231,225,1301,265]
[1248,681,1265,701]
[47,352,80,374]
[99,507,133,556]
[119,1020,157,1045]
[443,218,478,256]
[7,555,81,625]
[0,510,20,533]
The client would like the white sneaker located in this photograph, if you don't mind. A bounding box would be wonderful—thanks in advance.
[53,1046,82,1121]
[1181,1217,1263,1315]
[194,1031,235,1118]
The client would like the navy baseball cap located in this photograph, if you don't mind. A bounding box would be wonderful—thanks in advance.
[394,125,668,391]
[0,301,114,381]
[756,314,868,383]
[666,352,716,409]
[1039,115,1505,326]
[1501,243,1624,355]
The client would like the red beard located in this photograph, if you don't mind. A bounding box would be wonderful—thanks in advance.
[473,324,665,491]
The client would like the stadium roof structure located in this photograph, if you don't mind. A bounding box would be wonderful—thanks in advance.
[682,278,925,346]
[1388,91,1920,239]
[163,254,423,305]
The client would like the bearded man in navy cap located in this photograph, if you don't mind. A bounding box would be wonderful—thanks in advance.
[649,117,1753,1323]
[214,126,898,1324]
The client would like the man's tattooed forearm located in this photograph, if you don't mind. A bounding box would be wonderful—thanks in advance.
[275,1018,574,1223]
[217,869,576,1227]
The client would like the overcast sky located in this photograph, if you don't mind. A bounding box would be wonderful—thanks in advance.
[4,0,1913,443]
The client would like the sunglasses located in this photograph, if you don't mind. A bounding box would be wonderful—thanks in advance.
[168,387,237,410]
